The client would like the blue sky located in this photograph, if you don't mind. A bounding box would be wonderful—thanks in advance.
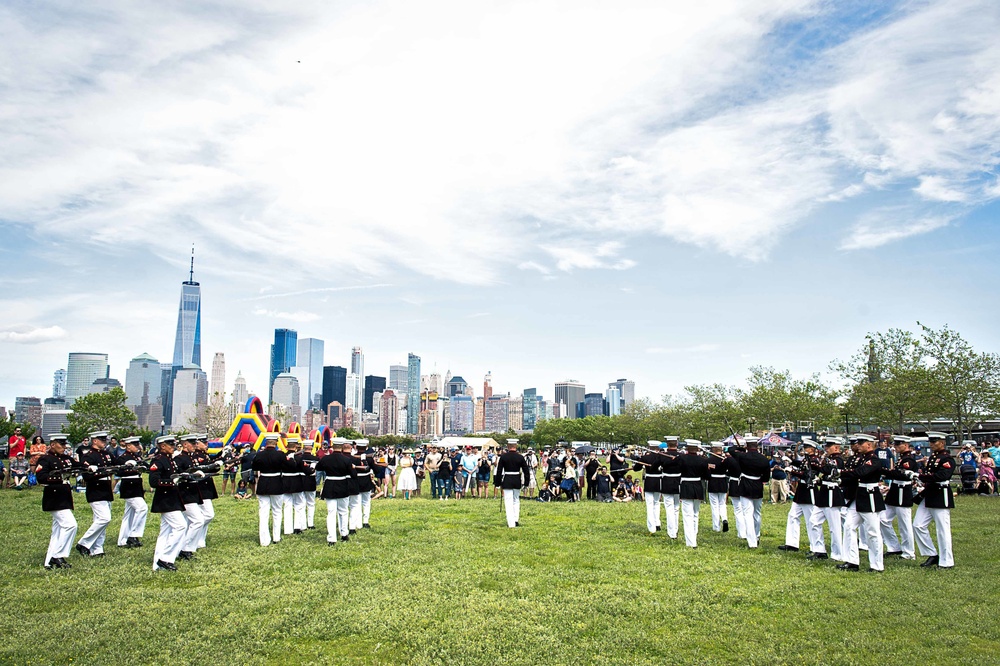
[1,0,998,408]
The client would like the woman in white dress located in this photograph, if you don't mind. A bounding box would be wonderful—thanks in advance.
[396,452,418,500]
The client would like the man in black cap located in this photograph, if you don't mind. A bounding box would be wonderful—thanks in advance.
[730,438,769,548]
[913,432,955,568]
[252,433,286,546]
[115,436,148,548]
[678,440,710,547]
[148,435,187,571]
[881,435,917,560]
[838,434,885,572]
[494,440,530,528]
[36,434,78,569]
[76,431,116,558]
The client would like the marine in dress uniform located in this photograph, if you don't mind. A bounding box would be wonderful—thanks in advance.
[148,436,188,571]
[350,441,375,530]
[840,440,871,557]
[633,441,664,534]
[913,432,956,568]
[252,433,287,546]
[192,435,220,549]
[316,442,357,544]
[780,439,822,554]
[115,436,148,548]
[175,436,206,559]
[706,443,729,533]
[76,431,116,558]
[838,434,885,572]
[36,434,78,569]
[677,440,710,548]
[282,437,306,535]
[730,439,769,548]
[880,435,917,560]
[494,441,530,528]
[658,437,682,539]
[807,437,846,561]
[724,447,743,538]
[297,442,319,530]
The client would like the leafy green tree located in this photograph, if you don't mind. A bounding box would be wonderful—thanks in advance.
[0,415,36,441]
[335,427,365,440]
[67,388,137,443]
[918,323,1000,441]
[739,366,839,432]
[679,383,744,442]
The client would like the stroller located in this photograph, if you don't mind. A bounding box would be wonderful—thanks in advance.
[959,464,977,494]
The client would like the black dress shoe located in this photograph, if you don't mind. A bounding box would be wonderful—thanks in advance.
[516,522,520,527]
[722,520,729,533]
[362,524,370,529]
[328,541,337,546]
[885,550,903,557]
[778,545,799,551]
[837,563,860,571]
[307,526,316,530]
[920,556,939,567]
[44,562,54,570]
[54,558,71,569]
[349,529,356,535]
[75,544,91,557]
[807,552,829,560]
[341,535,349,542]
[293,529,303,535]
[177,551,195,560]
[155,560,178,571]
[655,526,661,532]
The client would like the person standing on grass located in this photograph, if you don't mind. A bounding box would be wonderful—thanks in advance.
[837,434,885,573]
[706,443,729,533]
[730,440,769,549]
[240,445,257,497]
[495,441,530,528]
[148,435,187,571]
[459,446,479,499]
[524,448,538,498]
[114,436,148,549]
[584,452,599,500]
[780,439,821,554]
[252,433,286,546]
[659,437,683,540]
[769,455,789,503]
[36,434,77,570]
[633,441,664,534]
[396,450,418,500]
[881,436,917,560]
[386,448,398,498]
[76,431,116,558]
[437,451,453,500]
[351,442,374,528]
[425,445,442,499]
[477,453,491,499]
[29,435,47,468]
[678,440,710,548]
[317,441,356,544]
[913,432,956,569]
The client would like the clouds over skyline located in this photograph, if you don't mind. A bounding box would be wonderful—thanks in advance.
[1,1,999,405]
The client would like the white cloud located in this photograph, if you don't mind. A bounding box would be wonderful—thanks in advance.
[0,325,68,344]
[251,308,321,323]
[542,241,636,273]
[840,213,952,250]
[646,344,720,355]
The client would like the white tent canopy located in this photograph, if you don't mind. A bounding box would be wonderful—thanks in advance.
[435,436,500,450]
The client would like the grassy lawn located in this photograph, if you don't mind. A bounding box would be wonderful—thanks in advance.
[1,483,998,666]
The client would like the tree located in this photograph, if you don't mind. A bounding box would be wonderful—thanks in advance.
[0,415,35,442]
[678,383,744,442]
[67,387,137,443]
[189,400,233,438]
[918,323,1000,441]
[832,329,938,433]
[739,366,839,432]
[335,427,365,440]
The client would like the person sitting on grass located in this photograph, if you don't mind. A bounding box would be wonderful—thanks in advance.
[613,484,631,502]
[10,451,30,490]
[977,464,996,495]
[536,480,554,502]
[592,466,613,502]
[233,480,252,501]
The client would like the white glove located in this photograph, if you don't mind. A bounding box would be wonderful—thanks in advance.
[125,459,137,467]
[88,465,98,472]
[194,470,206,478]
[287,453,295,461]
[905,470,919,481]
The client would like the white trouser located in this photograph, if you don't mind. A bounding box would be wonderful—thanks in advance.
[785,502,816,550]
[708,493,727,531]
[661,494,679,538]
[292,492,307,531]
[731,496,746,538]
[182,503,206,552]
[154,511,188,568]
[45,510,78,566]
[844,506,884,570]
[360,491,372,525]
[843,505,869,551]
[258,495,283,546]
[736,497,762,547]
[348,493,362,530]
[680,499,700,547]
[809,506,845,560]
[503,488,521,528]
[881,505,914,559]
[336,497,351,537]
[118,497,148,546]
[197,499,214,549]
[304,491,316,528]
[644,491,662,533]
[283,494,294,535]
[913,502,953,567]
[78,500,112,555]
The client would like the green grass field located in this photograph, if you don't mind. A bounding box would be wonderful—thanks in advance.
[1,483,998,666]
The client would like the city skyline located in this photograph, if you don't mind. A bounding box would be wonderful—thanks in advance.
[2,2,999,410]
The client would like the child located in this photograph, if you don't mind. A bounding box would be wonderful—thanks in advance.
[536,480,553,502]
[234,480,251,500]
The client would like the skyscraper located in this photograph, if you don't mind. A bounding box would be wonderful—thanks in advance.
[605,387,622,416]
[379,390,398,435]
[350,347,364,413]
[52,369,66,399]
[14,397,42,427]
[65,352,109,405]
[364,375,386,413]
[297,338,324,410]
[322,366,347,412]
[271,373,301,421]
[555,380,586,419]
[232,372,248,407]
[345,373,361,413]
[171,366,208,430]
[483,372,493,400]
[406,353,420,435]
[608,379,635,409]
[449,395,474,434]
[389,364,408,393]
[124,352,163,430]
[522,388,538,430]
[210,352,226,407]
[446,376,468,398]
[269,328,297,403]
[165,249,202,426]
